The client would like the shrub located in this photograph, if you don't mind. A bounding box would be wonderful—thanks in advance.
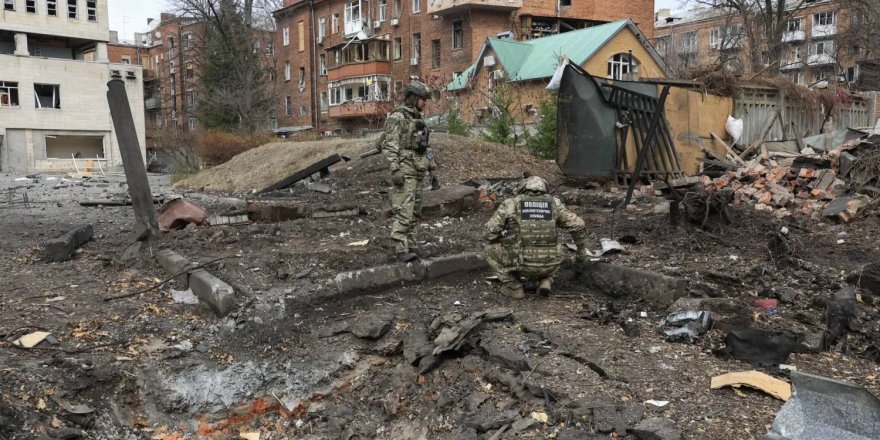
[526,93,558,159]
[447,106,470,136]
[195,130,276,165]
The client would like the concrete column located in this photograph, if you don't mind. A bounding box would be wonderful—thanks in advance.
[95,42,108,62]
[13,33,28,56]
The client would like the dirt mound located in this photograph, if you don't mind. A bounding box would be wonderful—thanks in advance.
[175,134,560,194]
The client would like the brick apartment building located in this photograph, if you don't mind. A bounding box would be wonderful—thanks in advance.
[272,0,656,134]
[653,0,862,87]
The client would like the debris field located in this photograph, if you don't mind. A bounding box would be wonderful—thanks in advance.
[2,133,880,440]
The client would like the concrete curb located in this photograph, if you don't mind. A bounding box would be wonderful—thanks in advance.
[580,262,688,308]
[43,224,94,262]
[156,249,235,317]
[335,252,487,293]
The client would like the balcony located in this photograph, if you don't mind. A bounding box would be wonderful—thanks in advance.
[328,100,392,119]
[806,53,834,66]
[780,60,804,71]
[145,97,161,110]
[721,39,742,51]
[782,30,805,43]
[812,24,837,38]
[327,60,392,82]
[427,0,521,16]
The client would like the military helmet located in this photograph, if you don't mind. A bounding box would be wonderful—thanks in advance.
[517,176,549,195]
[404,81,431,100]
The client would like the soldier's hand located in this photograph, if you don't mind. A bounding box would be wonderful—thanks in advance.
[430,174,440,190]
[391,170,405,187]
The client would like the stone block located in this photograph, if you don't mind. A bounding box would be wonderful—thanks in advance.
[246,200,309,222]
[421,184,478,216]
[582,263,687,308]
[423,252,487,279]
[189,269,235,317]
[334,261,426,292]
[632,417,682,440]
[156,249,191,288]
[43,225,94,262]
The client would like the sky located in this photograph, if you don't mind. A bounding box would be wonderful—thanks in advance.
[108,0,688,41]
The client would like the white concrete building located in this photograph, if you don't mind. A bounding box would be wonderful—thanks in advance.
[0,0,145,173]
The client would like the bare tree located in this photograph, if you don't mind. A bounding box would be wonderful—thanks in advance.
[837,0,880,89]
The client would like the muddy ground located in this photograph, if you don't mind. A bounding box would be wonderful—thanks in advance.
[1,138,879,440]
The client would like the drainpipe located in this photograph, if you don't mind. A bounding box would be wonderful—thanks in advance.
[310,0,320,132]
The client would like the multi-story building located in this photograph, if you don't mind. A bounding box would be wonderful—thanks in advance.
[653,1,861,87]
[272,0,656,134]
[0,0,145,173]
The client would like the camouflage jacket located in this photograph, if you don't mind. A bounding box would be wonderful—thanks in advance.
[381,105,436,176]
[484,193,587,266]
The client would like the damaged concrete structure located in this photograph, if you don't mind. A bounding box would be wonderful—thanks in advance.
[0,0,146,173]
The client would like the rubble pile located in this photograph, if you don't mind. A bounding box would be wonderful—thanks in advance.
[702,131,880,222]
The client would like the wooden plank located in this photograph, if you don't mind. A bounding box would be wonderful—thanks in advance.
[258,154,348,194]
[710,132,745,165]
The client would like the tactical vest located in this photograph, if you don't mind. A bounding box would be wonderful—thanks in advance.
[514,195,560,267]
[390,106,422,152]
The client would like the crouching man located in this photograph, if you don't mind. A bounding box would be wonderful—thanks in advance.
[483,176,589,298]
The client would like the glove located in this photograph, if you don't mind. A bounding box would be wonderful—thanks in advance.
[391,170,404,187]
[415,120,426,131]
[430,174,440,190]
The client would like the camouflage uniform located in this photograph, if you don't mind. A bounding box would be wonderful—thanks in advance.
[382,104,436,254]
[484,176,588,293]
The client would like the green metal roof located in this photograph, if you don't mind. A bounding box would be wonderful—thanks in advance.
[446,20,631,90]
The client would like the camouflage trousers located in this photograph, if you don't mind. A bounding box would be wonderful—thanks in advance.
[484,243,560,285]
[390,175,424,253]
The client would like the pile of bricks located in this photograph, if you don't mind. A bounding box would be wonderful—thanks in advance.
[702,152,863,222]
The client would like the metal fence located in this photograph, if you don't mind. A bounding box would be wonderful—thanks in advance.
[734,86,876,146]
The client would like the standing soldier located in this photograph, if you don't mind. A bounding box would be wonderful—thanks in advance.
[484,175,589,298]
[382,81,439,262]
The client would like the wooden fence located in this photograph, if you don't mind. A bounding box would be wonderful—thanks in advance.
[734,86,876,146]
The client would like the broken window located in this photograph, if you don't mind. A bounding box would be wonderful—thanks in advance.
[299,67,305,90]
[67,0,76,18]
[787,18,801,32]
[26,0,35,13]
[86,0,96,21]
[344,1,360,34]
[34,84,61,109]
[285,96,292,116]
[559,0,570,5]
[4,0,14,11]
[431,39,440,68]
[46,135,103,159]
[0,81,19,107]
[607,53,638,81]
[452,21,462,49]
[47,0,56,15]
[319,53,327,75]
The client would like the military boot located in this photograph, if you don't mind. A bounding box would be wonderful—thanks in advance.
[409,247,430,259]
[396,252,418,263]
[538,278,553,296]
[499,282,525,299]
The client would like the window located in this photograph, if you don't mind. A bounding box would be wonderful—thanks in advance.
[654,36,669,56]
[846,66,858,82]
[607,53,638,80]
[710,28,720,49]
[789,71,804,85]
[298,67,305,90]
[787,18,801,32]
[183,33,193,50]
[121,55,131,64]
[319,53,327,75]
[393,0,400,17]
[266,40,274,55]
[252,40,261,54]
[4,0,13,11]
[332,13,339,33]
[67,0,76,18]
[188,118,197,130]
[393,37,401,59]
[282,26,290,46]
[47,0,56,15]
[811,40,834,55]
[680,31,697,52]
[378,0,386,21]
[344,1,360,34]
[0,82,19,107]
[394,81,402,97]
[813,12,836,26]
[431,39,440,68]
[87,0,96,21]
[186,90,195,107]
[285,96,292,116]
[318,17,326,40]
[851,10,863,26]
[26,0,36,13]
[320,91,328,112]
[452,21,463,49]
[330,87,341,105]
[298,20,305,51]
[412,32,421,61]
[284,61,291,81]
[185,64,194,79]
[34,84,61,109]
[412,0,420,13]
